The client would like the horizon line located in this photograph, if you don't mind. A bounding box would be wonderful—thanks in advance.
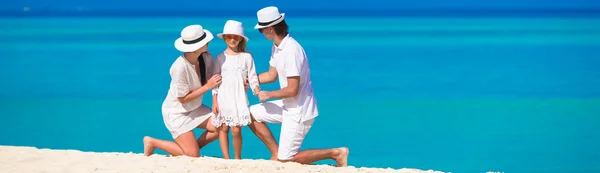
[2,8,600,18]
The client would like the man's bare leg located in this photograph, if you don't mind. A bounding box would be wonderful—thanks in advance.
[289,147,349,167]
[248,116,279,160]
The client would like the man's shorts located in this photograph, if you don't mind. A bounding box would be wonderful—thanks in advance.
[249,100,315,160]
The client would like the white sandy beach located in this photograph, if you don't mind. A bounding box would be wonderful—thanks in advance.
[0,146,443,173]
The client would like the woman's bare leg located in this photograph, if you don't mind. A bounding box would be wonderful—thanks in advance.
[143,131,200,157]
[143,136,183,156]
[231,126,242,159]
[197,130,219,150]
[173,131,200,157]
[218,124,231,159]
[196,117,219,151]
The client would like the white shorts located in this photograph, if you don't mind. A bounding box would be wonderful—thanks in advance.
[249,100,315,160]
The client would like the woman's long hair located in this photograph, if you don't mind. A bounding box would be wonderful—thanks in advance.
[198,52,208,85]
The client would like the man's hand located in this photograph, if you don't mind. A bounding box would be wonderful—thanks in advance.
[258,91,271,102]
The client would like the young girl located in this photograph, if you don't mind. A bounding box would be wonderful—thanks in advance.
[212,20,260,159]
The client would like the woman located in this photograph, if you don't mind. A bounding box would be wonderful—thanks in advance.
[143,24,221,157]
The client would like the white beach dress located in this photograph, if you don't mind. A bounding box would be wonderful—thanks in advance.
[211,52,259,127]
[162,53,215,139]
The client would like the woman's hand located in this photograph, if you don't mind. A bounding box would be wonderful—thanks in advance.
[205,74,222,89]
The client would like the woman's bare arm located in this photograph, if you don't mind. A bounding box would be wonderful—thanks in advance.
[178,84,212,104]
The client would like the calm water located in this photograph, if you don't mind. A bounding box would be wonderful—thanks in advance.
[1,16,599,173]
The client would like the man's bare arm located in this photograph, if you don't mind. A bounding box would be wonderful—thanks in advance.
[258,66,278,84]
[266,76,299,99]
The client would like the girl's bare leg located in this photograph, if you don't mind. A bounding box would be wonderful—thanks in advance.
[231,126,242,159]
[218,124,231,159]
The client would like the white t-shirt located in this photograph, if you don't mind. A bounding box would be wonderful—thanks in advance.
[269,34,319,123]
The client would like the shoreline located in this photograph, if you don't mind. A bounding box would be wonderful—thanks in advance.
[0,145,443,173]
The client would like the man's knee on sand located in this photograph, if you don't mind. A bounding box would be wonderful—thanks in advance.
[277,153,301,163]
[276,153,296,162]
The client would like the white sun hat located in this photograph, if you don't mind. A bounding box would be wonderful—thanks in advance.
[217,20,249,42]
[254,6,285,29]
[174,24,214,52]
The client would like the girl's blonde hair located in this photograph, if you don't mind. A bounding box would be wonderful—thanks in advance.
[233,38,248,53]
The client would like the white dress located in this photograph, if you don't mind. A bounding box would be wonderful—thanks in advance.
[162,53,215,139]
[211,52,259,127]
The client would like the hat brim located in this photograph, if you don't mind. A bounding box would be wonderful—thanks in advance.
[174,29,214,52]
[217,33,249,42]
[254,13,285,29]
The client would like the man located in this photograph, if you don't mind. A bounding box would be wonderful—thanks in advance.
[247,6,349,167]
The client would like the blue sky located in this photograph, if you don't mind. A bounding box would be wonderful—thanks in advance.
[3,0,599,11]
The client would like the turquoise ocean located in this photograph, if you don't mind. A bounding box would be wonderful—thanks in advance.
[1,13,599,173]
